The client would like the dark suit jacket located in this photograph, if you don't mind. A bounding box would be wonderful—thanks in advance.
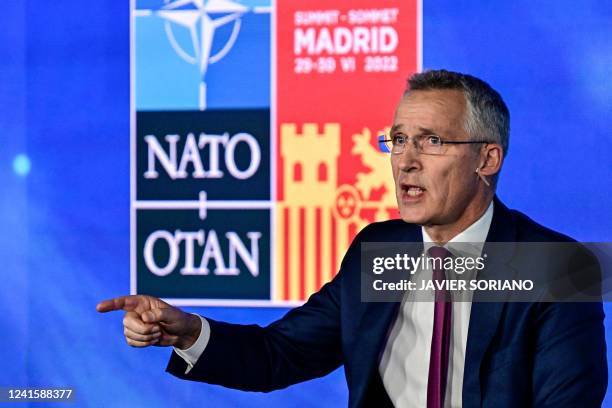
[166,197,608,407]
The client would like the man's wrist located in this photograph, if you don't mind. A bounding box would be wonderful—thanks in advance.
[176,313,202,350]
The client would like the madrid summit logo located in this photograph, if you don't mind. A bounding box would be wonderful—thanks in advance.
[134,0,271,110]
[132,0,419,306]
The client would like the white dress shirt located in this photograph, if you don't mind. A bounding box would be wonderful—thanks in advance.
[379,201,494,408]
[175,202,494,406]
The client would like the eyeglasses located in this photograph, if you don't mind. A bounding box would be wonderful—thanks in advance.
[378,134,491,155]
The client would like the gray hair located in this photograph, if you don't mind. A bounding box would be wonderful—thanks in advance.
[406,69,510,157]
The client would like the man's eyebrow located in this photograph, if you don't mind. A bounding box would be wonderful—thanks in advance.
[390,125,438,135]
[390,124,403,134]
[417,127,437,135]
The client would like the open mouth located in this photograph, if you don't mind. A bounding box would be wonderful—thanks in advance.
[400,183,426,198]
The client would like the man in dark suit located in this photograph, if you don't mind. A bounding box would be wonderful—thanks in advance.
[97,70,607,407]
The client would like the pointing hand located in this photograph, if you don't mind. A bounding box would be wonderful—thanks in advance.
[96,295,201,349]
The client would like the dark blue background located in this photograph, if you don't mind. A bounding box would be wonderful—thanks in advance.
[1,1,610,406]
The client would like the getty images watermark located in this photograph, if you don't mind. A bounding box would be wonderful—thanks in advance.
[360,242,612,302]
[371,251,532,292]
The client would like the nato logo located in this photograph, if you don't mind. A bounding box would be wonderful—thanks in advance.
[134,0,271,110]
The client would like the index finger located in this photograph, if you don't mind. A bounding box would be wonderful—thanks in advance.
[96,296,140,313]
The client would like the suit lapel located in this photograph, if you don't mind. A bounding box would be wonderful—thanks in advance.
[463,197,517,407]
[350,224,422,407]
[350,301,399,407]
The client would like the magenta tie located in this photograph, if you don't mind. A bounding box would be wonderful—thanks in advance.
[427,246,452,408]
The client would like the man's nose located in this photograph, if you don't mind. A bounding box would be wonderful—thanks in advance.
[395,141,421,172]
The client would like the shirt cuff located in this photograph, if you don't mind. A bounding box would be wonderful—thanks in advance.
[173,314,210,374]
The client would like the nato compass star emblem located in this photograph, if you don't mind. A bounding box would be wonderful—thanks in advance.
[136,0,268,110]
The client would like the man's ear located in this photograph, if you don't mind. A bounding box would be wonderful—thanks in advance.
[478,144,503,177]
